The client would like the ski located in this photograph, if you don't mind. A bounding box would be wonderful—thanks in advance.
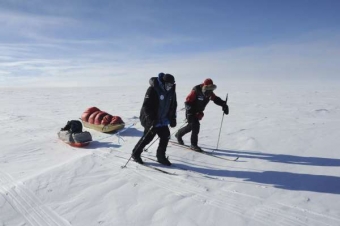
[143,156,218,180]
[116,155,176,175]
[140,164,176,175]
[168,140,239,161]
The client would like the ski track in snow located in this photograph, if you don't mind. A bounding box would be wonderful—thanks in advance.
[94,149,340,226]
[0,170,72,226]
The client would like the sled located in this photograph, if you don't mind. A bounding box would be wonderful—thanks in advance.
[82,120,125,133]
[62,140,91,148]
[58,130,92,148]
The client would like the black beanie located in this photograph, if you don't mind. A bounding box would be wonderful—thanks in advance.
[163,74,175,84]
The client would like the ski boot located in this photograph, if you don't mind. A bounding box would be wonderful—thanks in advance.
[132,154,144,164]
[190,145,203,152]
[157,155,172,166]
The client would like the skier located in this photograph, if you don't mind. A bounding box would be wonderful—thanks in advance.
[131,73,177,166]
[175,78,229,152]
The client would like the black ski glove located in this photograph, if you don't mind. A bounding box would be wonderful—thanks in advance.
[170,118,177,128]
[222,104,229,115]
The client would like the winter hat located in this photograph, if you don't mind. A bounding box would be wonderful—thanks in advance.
[163,74,175,84]
[202,78,217,92]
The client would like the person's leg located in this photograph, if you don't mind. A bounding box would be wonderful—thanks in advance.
[155,126,171,166]
[131,127,156,163]
[190,119,201,150]
[175,123,192,145]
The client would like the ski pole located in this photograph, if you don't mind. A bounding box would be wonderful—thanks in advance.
[213,93,228,152]
[143,120,187,152]
[115,122,137,144]
[95,122,137,143]
[121,125,154,168]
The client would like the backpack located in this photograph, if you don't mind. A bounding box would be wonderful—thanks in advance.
[61,120,83,133]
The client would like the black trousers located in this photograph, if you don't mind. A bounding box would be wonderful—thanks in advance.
[176,118,200,146]
[132,126,170,157]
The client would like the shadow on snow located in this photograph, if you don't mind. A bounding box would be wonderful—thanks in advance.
[171,146,340,194]
[203,147,340,167]
[162,161,340,194]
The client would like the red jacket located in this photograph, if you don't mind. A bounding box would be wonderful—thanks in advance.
[185,84,225,120]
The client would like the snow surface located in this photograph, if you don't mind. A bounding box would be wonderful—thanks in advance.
[1,79,340,226]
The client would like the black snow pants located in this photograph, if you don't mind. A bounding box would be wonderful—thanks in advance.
[176,118,200,146]
[132,126,170,158]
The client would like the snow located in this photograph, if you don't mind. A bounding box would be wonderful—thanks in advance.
[1,79,340,226]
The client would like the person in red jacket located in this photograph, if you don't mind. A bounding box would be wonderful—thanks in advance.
[175,78,229,152]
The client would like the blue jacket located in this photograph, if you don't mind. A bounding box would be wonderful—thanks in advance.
[140,74,177,128]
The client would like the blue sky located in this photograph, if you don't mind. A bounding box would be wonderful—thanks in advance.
[0,0,339,86]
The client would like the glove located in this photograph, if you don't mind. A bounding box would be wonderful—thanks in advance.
[222,104,229,115]
[170,118,177,128]
[196,112,204,120]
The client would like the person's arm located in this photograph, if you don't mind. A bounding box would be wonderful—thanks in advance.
[184,90,196,111]
[141,87,158,125]
[211,93,229,115]
[169,90,178,127]
[184,90,197,122]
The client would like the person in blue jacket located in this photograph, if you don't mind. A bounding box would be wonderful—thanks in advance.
[131,73,177,166]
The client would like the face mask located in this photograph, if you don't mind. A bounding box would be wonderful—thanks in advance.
[164,82,174,91]
[203,90,213,97]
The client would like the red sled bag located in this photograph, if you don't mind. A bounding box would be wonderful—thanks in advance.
[81,107,125,133]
